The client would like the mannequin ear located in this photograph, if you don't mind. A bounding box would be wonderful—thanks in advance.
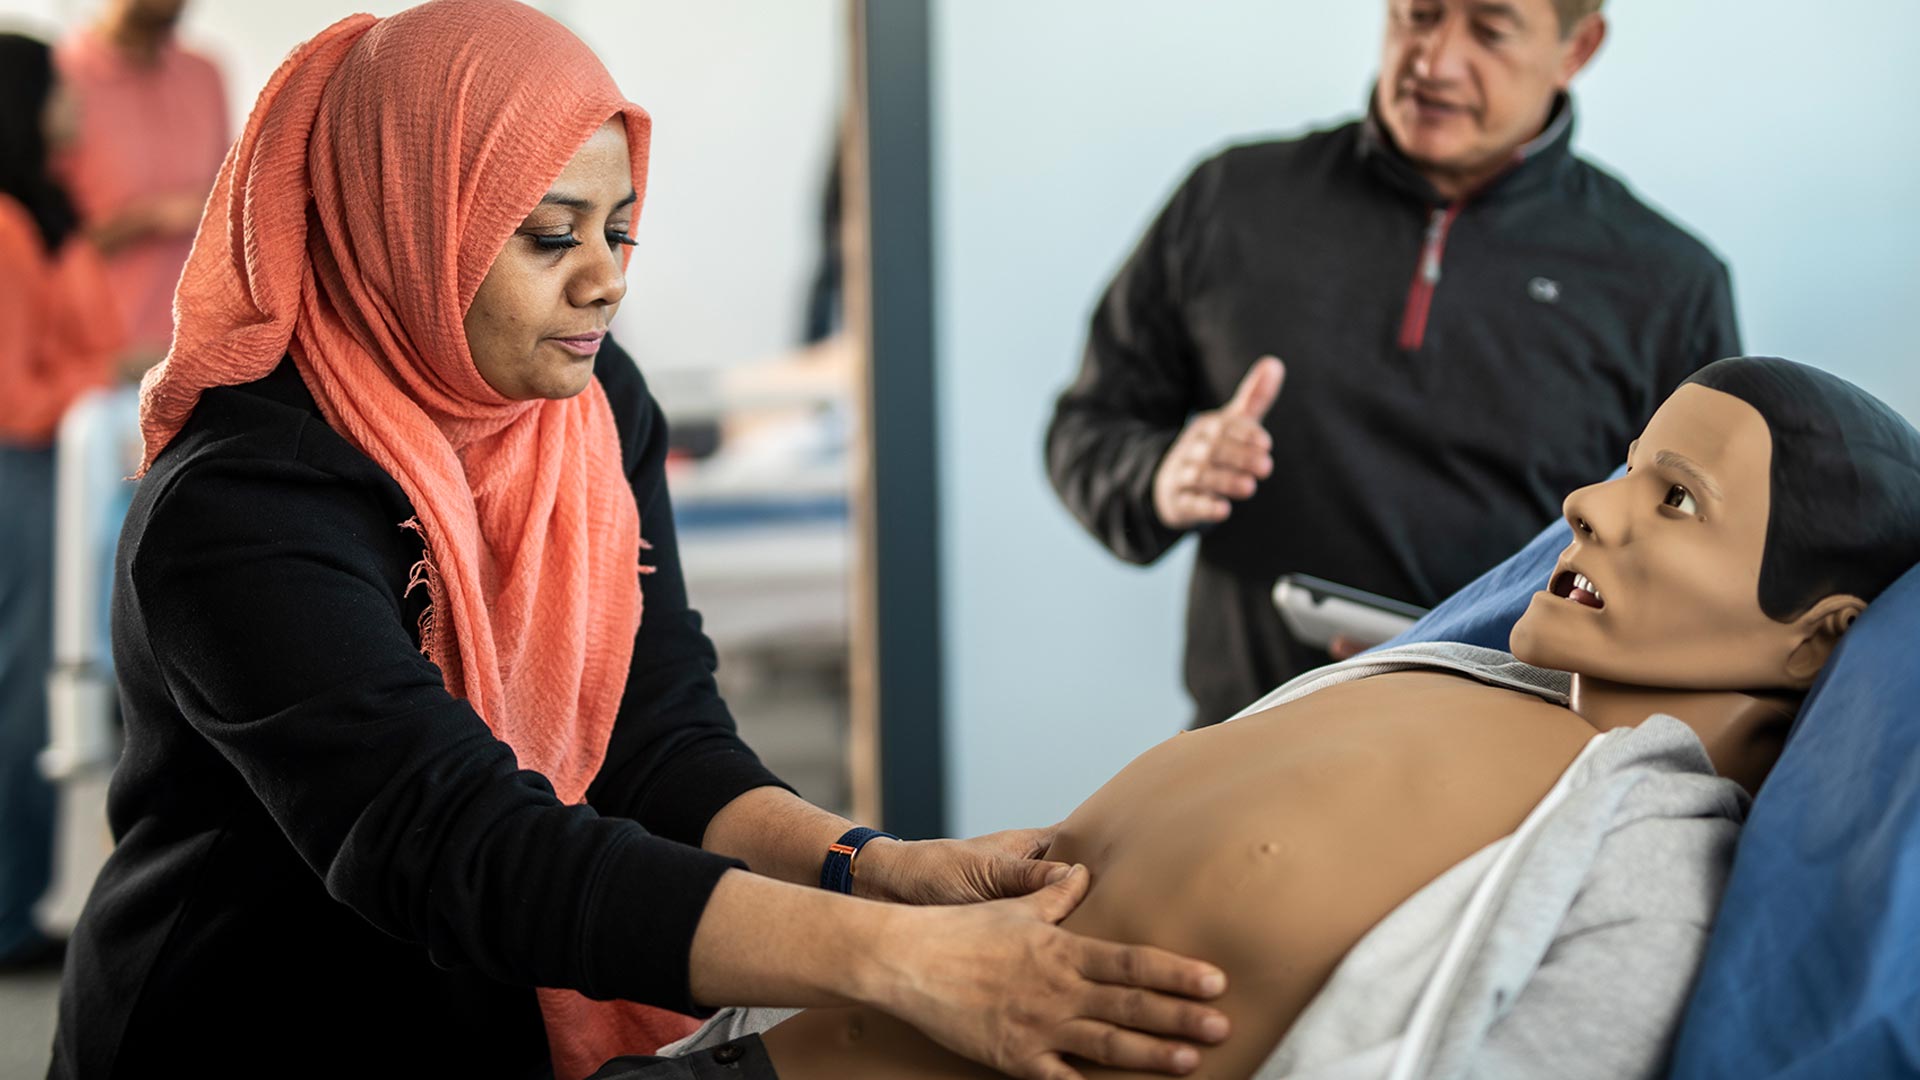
[1782,594,1868,685]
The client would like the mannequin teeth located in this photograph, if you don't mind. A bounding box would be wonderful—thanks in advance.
[1559,569,1605,609]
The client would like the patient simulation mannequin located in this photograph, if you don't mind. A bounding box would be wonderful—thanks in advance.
[748,358,1920,1080]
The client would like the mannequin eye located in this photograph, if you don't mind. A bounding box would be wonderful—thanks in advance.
[1662,484,1698,516]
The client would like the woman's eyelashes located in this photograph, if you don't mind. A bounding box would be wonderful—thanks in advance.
[527,227,636,253]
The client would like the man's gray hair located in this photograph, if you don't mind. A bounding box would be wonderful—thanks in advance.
[1553,0,1604,35]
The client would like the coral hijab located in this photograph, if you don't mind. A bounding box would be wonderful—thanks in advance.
[137,1,692,1072]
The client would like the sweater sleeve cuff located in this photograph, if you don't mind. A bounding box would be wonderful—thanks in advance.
[1117,427,1186,563]
[637,744,795,849]
[578,831,745,1013]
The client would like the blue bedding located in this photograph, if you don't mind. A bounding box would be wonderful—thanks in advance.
[1382,512,1920,1078]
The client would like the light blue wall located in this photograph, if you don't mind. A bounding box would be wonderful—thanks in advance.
[930,1,1920,835]
[1571,4,1920,414]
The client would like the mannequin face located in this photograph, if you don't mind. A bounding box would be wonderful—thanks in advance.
[1511,384,1852,690]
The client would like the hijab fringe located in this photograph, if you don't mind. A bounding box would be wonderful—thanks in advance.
[398,516,441,660]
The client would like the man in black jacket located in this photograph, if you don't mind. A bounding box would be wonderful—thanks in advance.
[1046,0,1741,725]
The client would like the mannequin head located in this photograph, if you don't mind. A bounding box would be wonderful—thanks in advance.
[1512,357,1920,692]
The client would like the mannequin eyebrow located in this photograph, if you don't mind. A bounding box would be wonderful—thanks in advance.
[1653,450,1723,501]
[537,190,639,211]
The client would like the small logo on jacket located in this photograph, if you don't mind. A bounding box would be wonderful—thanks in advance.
[1528,277,1562,304]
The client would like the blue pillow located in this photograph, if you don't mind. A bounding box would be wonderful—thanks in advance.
[1382,513,1569,654]
[1384,497,1920,1078]
[1669,559,1920,1078]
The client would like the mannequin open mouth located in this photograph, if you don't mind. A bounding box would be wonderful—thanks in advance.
[1550,569,1606,610]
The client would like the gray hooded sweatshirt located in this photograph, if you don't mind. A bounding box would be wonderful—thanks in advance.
[669,643,1749,1079]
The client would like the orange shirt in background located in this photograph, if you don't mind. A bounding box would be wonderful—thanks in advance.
[55,28,228,356]
[0,196,125,446]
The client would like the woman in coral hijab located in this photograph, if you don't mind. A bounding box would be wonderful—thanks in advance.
[48,4,1230,1079]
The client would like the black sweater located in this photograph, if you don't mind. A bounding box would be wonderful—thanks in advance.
[52,341,789,1078]
[1046,98,1741,725]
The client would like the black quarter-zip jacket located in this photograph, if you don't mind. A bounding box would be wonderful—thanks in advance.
[1046,96,1741,726]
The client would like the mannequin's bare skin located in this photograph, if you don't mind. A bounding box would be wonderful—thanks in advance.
[757,386,1864,1080]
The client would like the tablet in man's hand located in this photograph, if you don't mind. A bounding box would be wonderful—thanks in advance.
[1272,574,1428,651]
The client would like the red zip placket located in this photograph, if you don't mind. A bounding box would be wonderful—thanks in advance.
[1393,151,1527,353]
[1395,202,1464,351]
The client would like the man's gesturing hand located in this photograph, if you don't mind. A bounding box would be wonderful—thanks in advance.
[876,865,1230,1079]
[1153,356,1285,531]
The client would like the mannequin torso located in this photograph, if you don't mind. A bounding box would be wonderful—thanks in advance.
[763,670,1602,1079]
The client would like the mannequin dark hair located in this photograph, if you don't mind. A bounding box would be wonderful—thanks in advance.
[1685,356,1920,621]
[0,32,80,253]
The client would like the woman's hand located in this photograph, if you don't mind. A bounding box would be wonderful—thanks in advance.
[864,865,1230,1079]
[690,865,1228,1077]
[856,826,1068,905]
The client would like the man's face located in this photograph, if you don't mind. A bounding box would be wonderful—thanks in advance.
[1374,0,1598,188]
[1511,385,1813,690]
[117,0,187,34]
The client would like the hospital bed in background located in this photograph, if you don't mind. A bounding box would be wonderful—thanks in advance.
[1384,501,1920,1078]
[655,337,854,658]
[671,470,849,655]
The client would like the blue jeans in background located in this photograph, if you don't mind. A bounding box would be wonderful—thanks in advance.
[0,443,56,957]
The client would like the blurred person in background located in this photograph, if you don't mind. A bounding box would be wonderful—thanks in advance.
[52,0,228,729]
[1047,0,1741,726]
[0,32,127,971]
[57,0,227,373]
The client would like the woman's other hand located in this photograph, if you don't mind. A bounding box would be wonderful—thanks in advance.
[867,865,1230,1079]
[856,826,1067,905]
